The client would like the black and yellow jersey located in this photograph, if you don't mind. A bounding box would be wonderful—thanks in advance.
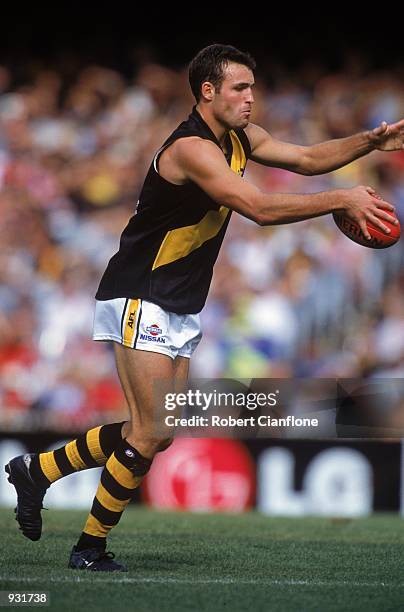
[95,106,251,314]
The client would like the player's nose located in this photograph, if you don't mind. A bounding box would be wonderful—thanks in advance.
[246,90,254,104]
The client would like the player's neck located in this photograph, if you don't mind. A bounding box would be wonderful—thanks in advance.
[195,104,228,148]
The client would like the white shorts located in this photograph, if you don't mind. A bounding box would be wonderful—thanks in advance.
[92,298,202,360]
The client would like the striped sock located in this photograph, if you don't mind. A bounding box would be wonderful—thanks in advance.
[76,440,152,550]
[29,422,126,488]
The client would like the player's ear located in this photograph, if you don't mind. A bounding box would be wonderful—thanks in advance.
[201,81,215,101]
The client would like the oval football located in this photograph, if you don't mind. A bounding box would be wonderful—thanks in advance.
[333,212,401,249]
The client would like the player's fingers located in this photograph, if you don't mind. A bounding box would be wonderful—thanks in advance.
[372,122,388,136]
[392,118,404,130]
[366,213,391,235]
[359,219,371,240]
[373,208,399,224]
[372,197,395,212]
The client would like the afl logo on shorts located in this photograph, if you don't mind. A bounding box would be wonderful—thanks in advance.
[146,324,162,336]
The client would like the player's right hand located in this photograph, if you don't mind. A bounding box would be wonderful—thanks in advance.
[343,185,398,240]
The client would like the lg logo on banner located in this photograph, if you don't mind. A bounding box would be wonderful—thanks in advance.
[258,447,373,516]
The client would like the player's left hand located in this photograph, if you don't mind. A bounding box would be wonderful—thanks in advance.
[369,119,404,151]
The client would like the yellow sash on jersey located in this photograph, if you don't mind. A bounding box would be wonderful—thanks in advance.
[152,131,246,271]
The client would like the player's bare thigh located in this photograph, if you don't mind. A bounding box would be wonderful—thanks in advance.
[115,343,189,456]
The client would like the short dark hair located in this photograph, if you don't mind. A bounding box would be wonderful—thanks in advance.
[189,44,256,102]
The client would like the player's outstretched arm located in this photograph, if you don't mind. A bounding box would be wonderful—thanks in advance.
[175,137,397,240]
[245,120,404,175]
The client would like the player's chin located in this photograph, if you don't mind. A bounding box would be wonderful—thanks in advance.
[235,117,250,129]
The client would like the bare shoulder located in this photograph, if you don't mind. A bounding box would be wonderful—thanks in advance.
[245,123,272,149]
[173,137,229,180]
[174,136,221,164]
[158,136,219,185]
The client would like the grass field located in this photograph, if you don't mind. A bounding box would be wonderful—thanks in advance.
[0,508,403,611]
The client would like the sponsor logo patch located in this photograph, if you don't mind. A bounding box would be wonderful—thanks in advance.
[146,324,162,336]
[140,323,166,343]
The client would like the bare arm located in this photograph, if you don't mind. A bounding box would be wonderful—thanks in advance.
[174,137,396,240]
[245,120,404,175]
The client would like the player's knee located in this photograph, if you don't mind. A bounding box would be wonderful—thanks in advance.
[126,425,173,457]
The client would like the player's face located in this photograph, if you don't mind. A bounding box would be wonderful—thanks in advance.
[212,62,255,129]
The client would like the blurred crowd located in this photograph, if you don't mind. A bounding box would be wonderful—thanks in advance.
[0,53,403,429]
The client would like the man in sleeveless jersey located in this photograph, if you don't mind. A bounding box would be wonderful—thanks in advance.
[5,44,404,571]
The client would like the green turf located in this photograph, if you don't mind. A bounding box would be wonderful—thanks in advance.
[0,508,403,611]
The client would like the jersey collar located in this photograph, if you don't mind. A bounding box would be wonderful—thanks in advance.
[190,106,232,162]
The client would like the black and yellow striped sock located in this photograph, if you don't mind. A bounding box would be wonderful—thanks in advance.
[29,422,126,488]
[76,440,152,551]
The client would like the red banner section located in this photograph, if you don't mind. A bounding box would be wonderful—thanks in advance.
[142,438,255,511]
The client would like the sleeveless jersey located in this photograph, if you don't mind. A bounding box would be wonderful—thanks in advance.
[95,106,251,314]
